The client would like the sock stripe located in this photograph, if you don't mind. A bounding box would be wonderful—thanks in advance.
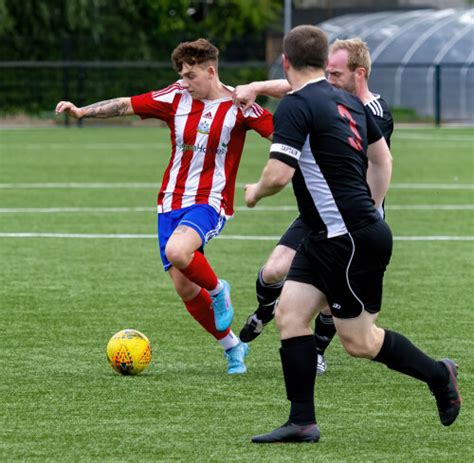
[319,314,334,325]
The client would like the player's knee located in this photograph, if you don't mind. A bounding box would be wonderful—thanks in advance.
[320,306,332,316]
[342,342,369,358]
[339,335,378,359]
[274,304,289,331]
[275,304,308,335]
[262,246,295,283]
[262,260,289,284]
[165,242,189,268]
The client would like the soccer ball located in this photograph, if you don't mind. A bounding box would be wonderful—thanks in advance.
[106,329,152,375]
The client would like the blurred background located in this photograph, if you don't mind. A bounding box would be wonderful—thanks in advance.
[0,0,473,126]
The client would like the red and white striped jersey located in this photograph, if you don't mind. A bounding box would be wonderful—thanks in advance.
[131,81,273,217]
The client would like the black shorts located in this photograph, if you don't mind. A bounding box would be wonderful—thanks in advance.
[278,216,308,250]
[287,220,393,319]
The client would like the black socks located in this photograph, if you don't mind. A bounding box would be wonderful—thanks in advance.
[280,335,317,425]
[314,312,336,354]
[373,329,449,388]
[279,329,449,426]
[255,268,284,323]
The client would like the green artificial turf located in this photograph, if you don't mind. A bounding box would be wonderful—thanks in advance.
[0,126,472,462]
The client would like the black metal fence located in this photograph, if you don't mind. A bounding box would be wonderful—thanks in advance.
[368,63,474,126]
[0,61,269,126]
[1,61,473,126]
[272,61,474,126]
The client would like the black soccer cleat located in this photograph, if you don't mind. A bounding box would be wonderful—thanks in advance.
[239,314,271,343]
[430,358,462,426]
[251,422,320,444]
[316,353,327,376]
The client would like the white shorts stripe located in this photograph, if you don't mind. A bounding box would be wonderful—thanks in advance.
[346,233,365,311]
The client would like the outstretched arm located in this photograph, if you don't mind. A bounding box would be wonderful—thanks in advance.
[55,97,134,119]
[233,79,291,111]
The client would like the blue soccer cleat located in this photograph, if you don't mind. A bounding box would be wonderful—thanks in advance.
[211,279,234,331]
[224,342,249,374]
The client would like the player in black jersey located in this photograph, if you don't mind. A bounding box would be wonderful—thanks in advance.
[245,25,460,444]
[233,38,394,376]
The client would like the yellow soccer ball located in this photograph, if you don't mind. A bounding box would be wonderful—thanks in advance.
[106,329,152,375]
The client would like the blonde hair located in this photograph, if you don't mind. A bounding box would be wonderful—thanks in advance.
[330,38,371,78]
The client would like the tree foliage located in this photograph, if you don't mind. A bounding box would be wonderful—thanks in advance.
[0,0,282,61]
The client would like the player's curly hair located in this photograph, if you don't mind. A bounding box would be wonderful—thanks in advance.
[171,38,219,72]
[330,38,372,78]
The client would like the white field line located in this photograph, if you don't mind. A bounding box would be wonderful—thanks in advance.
[0,232,472,241]
[3,143,171,150]
[385,205,474,210]
[0,207,156,213]
[0,204,473,214]
[0,182,161,189]
[0,182,473,190]
[2,133,473,143]
[394,133,474,142]
[389,183,474,190]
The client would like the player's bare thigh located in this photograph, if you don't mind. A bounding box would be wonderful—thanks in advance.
[333,310,385,359]
[262,245,297,284]
[275,280,328,340]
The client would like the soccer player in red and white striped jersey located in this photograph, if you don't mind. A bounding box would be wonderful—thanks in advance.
[55,38,273,374]
[131,80,269,218]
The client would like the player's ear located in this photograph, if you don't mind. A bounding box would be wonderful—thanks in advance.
[355,67,367,81]
[207,64,216,79]
[282,54,290,72]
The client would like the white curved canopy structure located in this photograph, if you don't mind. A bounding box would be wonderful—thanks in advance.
[271,9,474,122]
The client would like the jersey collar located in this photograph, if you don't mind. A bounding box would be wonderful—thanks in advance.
[364,93,381,105]
[289,76,326,94]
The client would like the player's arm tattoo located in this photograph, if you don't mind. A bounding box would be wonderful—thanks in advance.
[81,98,130,118]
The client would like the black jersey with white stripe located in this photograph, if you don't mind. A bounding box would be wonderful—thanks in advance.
[365,95,393,147]
[270,77,383,237]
